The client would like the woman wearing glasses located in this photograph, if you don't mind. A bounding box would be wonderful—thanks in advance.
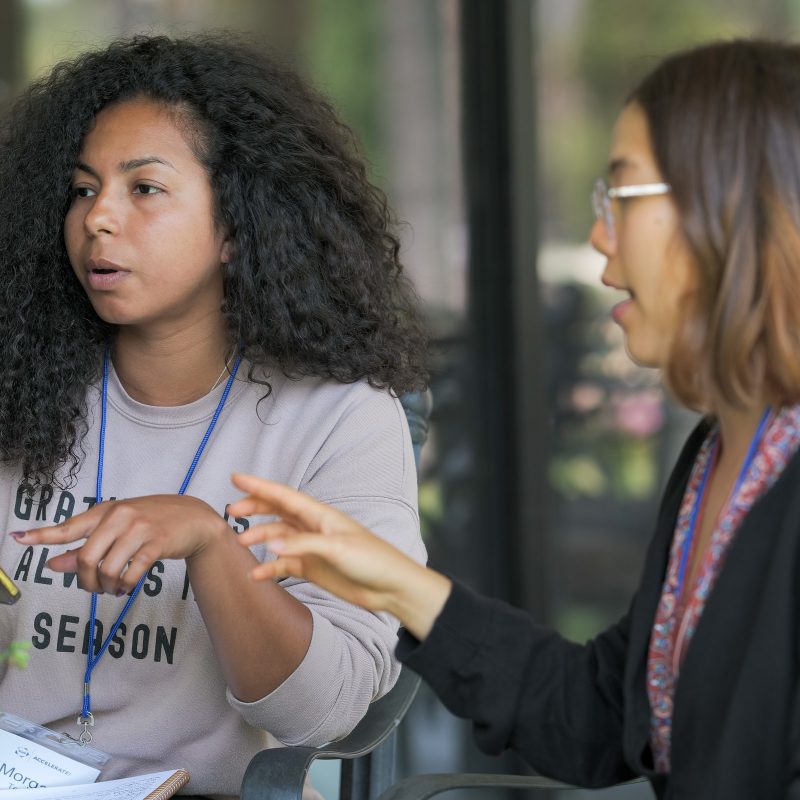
[229,39,800,798]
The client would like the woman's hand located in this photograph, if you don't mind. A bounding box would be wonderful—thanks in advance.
[229,473,451,640]
[10,495,229,595]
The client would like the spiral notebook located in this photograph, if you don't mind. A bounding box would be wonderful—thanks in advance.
[0,768,189,799]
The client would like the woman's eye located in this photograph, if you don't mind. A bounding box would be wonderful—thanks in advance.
[70,186,96,199]
[133,184,162,195]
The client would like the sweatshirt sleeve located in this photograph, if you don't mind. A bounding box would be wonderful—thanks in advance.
[397,580,636,788]
[227,385,426,745]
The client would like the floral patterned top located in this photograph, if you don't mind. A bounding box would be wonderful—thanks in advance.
[646,405,800,773]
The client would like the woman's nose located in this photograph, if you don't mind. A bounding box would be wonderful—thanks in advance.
[589,217,615,256]
[83,191,119,237]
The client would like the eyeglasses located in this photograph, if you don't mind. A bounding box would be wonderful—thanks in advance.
[592,178,671,244]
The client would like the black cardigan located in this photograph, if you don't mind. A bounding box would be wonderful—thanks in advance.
[398,421,800,799]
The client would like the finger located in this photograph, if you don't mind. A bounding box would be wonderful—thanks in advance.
[72,505,141,593]
[265,532,348,561]
[13,502,112,546]
[113,543,162,595]
[227,496,309,530]
[93,524,156,595]
[225,496,278,518]
[237,521,302,547]
[249,556,306,582]
[230,474,331,530]
[251,553,384,612]
[46,544,105,592]
[45,549,79,574]
[47,548,146,597]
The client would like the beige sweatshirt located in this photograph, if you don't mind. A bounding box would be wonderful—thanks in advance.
[0,364,424,797]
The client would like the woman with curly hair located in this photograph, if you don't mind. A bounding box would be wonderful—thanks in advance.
[0,35,427,797]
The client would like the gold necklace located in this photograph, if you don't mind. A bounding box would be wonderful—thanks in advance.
[209,351,235,393]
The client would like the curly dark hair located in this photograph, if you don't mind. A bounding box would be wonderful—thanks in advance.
[0,34,428,486]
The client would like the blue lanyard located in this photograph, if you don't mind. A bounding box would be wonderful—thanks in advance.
[675,407,772,597]
[77,347,242,743]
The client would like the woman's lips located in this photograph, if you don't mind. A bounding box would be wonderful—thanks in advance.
[86,258,130,290]
[611,296,634,323]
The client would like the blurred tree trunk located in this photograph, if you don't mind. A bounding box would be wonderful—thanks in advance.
[378,0,460,308]
[248,0,311,67]
[0,0,24,109]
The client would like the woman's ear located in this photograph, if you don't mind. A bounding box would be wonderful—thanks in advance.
[221,238,232,264]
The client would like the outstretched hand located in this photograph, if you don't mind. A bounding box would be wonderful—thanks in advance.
[229,473,451,639]
[10,494,229,596]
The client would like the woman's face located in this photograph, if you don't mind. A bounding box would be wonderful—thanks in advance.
[64,98,229,332]
[590,103,696,369]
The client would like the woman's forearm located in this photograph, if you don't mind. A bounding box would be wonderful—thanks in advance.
[188,528,313,701]
[384,560,452,641]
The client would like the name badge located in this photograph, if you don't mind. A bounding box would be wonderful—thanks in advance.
[0,713,109,790]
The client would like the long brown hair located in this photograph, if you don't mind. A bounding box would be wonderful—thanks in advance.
[629,39,800,411]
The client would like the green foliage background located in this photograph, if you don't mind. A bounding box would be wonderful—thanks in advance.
[540,0,778,241]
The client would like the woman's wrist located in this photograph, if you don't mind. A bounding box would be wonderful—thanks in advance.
[386,563,452,641]
[185,507,235,563]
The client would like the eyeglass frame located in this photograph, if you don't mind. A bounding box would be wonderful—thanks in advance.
[592,178,671,243]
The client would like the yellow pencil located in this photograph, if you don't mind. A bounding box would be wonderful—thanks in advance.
[0,567,20,605]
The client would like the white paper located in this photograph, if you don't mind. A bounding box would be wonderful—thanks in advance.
[0,769,177,798]
[0,728,101,790]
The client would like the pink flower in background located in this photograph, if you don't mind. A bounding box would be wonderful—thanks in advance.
[612,389,665,437]
[570,381,605,413]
